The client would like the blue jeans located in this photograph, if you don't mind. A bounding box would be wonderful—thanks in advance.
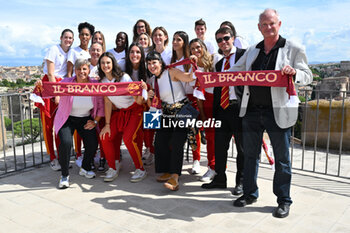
[242,106,292,205]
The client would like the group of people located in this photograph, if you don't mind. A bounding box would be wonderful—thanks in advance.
[37,8,312,218]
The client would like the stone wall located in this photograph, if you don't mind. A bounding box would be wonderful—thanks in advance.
[317,76,349,99]
[302,99,350,151]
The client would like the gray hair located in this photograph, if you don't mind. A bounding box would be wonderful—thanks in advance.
[259,8,280,23]
[74,58,91,70]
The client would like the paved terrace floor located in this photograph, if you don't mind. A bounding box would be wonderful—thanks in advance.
[1,145,350,233]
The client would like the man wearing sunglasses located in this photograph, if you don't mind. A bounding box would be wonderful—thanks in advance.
[230,9,312,218]
[202,27,246,197]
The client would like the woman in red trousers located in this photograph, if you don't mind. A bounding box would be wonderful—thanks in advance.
[99,52,148,183]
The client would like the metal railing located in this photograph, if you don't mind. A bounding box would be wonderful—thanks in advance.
[0,89,349,179]
[229,89,350,179]
[0,92,46,177]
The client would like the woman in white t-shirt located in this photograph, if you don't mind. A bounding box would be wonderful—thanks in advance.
[190,38,223,183]
[67,22,95,77]
[107,32,129,62]
[151,26,172,65]
[89,42,103,79]
[170,31,202,174]
[137,32,152,56]
[91,31,106,53]
[146,51,196,191]
[40,28,74,171]
[132,19,152,42]
[99,52,148,183]
[74,42,104,169]
[125,43,155,165]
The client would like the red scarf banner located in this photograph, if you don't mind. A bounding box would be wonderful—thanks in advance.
[150,58,197,109]
[166,58,198,71]
[194,70,296,97]
[164,58,297,97]
[35,81,143,97]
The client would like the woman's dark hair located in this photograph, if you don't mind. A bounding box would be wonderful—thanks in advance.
[171,31,190,72]
[151,26,169,49]
[146,50,166,78]
[125,43,147,82]
[220,21,237,37]
[98,52,124,82]
[61,29,74,37]
[133,19,152,42]
[115,32,129,54]
[78,22,95,35]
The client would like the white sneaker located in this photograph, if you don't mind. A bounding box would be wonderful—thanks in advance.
[130,169,147,183]
[144,153,154,166]
[191,160,201,174]
[142,148,151,160]
[200,167,216,182]
[50,159,61,171]
[75,156,83,168]
[79,168,96,179]
[104,168,119,182]
[58,176,69,189]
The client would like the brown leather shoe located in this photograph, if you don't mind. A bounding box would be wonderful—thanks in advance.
[164,177,179,191]
[156,173,171,182]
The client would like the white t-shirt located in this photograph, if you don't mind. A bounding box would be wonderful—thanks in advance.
[154,70,186,104]
[193,53,223,100]
[43,44,69,78]
[175,57,195,95]
[89,65,99,79]
[102,74,135,109]
[67,46,91,76]
[117,59,126,72]
[204,39,216,55]
[67,46,91,65]
[70,96,93,117]
[234,37,249,49]
[160,47,172,65]
[107,48,125,62]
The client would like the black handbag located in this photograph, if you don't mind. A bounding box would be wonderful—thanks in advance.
[167,72,199,122]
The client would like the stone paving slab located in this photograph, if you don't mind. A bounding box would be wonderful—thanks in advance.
[1,150,350,233]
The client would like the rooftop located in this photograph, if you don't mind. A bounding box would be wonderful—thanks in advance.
[1,145,349,233]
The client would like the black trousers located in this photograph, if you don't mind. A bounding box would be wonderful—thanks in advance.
[154,118,188,176]
[214,103,244,185]
[58,116,98,177]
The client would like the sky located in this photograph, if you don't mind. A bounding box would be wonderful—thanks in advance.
[0,0,349,66]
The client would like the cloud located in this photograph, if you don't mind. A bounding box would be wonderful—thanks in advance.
[0,0,350,65]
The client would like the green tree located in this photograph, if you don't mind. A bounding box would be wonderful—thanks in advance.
[13,118,40,143]
[1,79,10,87]
[4,116,12,130]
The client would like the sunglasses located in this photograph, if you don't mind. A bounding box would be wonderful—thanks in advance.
[216,36,231,43]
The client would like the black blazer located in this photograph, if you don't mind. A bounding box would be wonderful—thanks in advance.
[213,48,246,115]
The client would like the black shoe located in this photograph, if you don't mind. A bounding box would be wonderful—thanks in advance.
[200,130,207,145]
[233,195,257,207]
[232,184,243,196]
[201,180,227,189]
[273,203,290,218]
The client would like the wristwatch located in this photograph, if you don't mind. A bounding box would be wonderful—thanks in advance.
[94,120,98,125]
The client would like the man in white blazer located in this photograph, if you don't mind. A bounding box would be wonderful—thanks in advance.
[231,9,312,218]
